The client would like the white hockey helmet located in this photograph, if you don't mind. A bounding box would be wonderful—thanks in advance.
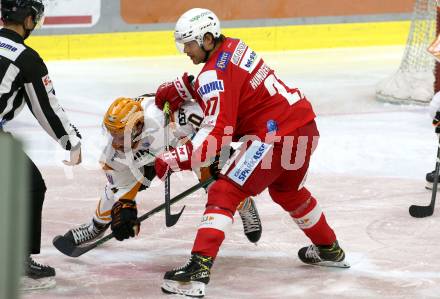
[174,8,221,53]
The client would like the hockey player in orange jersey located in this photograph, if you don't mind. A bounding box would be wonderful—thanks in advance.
[61,96,262,248]
[152,8,350,297]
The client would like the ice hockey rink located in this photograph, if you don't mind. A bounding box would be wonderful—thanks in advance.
[8,45,440,299]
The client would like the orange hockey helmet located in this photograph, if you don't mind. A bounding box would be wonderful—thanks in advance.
[103,97,144,151]
[103,97,144,134]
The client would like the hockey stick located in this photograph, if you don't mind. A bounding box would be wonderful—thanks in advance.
[138,92,156,98]
[163,102,185,227]
[52,177,215,257]
[409,133,440,218]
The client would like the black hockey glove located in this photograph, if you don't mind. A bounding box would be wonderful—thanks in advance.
[433,111,440,126]
[209,154,221,179]
[207,147,236,180]
[111,199,140,241]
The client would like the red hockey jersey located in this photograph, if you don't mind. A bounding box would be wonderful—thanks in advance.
[190,37,316,163]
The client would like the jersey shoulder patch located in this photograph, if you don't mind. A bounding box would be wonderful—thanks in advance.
[196,70,224,100]
[0,36,26,61]
[230,39,261,73]
[215,51,232,71]
[231,40,247,66]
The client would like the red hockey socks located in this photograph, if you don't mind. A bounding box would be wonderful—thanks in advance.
[192,208,233,258]
[289,196,336,245]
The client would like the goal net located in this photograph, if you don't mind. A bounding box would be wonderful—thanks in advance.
[376,0,439,104]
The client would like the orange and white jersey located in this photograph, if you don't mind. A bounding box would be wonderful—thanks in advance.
[101,98,203,169]
[94,99,203,224]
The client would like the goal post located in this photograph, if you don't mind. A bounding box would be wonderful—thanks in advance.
[376,0,440,104]
[0,133,28,299]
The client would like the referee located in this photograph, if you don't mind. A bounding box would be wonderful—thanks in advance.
[0,0,82,289]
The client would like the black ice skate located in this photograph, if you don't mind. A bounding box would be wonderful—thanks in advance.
[64,219,109,246]
[425,170,439,190]
[161,254,213,298]
[298,240,350,268]
[21,256,56,291]
[238,197,262,243]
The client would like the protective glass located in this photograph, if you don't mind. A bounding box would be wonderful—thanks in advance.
[33,8,45,28]
[110,131,130,151]
[109,121,143,152]
[174,31,186,53]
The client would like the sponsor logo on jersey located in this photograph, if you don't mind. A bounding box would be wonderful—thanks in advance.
[295,218,311,227]
[0,42,17,52]
[199,213,232,230]
[105,173,114,185]
[239,48,260,73]
[173,80,190,100]
[197,80,224,98]
[0,37,25,61]
[42,74,55,94]
[215,51,231,71]
[201,215,215,223]
[176,145,189,162]
[178,108,187,125]
[43,75,52,86]
[231,41,247,65]
[293,205,322,229]
[250,63,271,89]
[227,141,272,186]
[245,51,257,68]
[190,11,211,22]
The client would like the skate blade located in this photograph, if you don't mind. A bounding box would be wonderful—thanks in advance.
[161,279,205,298]
[20,277,56,291]
[312,260,351,268]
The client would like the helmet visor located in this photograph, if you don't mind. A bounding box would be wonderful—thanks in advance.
[32,2,45,29]
[175,41,185,53]
[34,13,45,29]
[174,31,186,53]
[108,120,143,152]
[109,130,132,152]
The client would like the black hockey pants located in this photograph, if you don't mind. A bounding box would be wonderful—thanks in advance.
[2,130,47,255]
[26,152,47,254]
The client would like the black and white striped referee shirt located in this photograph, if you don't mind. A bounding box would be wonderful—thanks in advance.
[0,27,81,151]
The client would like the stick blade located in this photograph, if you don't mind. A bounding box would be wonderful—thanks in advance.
[166,205,186,227]
[53,235,76,256]
[409,204,434,218]
[52,235,87,258]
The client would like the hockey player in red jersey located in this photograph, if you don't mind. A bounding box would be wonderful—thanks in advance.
[59,96,262,249]
[153,8,349,297]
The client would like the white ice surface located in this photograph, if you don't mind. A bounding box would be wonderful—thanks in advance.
[8,46,439,299]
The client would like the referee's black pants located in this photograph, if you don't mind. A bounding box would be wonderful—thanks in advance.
[26,152,47,255]
[2,130,46,254]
